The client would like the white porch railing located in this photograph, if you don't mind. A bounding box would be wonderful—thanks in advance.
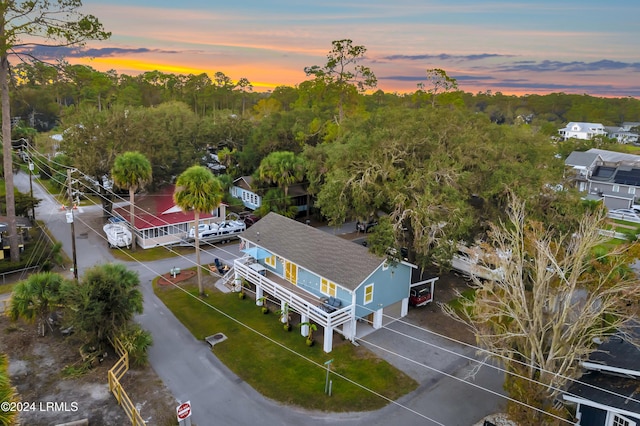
[233,259,352,329]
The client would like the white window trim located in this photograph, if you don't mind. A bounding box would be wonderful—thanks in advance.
[609,412,636,426]
[265,255,276,267]
[364,283,374,305]
[321,278,337,297]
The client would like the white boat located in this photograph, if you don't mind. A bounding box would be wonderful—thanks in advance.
[188,220,246,241]
[103,223,132,248]
[451,243,508,281]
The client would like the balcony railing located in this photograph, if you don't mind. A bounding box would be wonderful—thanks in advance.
[234,258,353,329]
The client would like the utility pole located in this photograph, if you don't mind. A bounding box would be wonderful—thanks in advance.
[66,168,78,280]
[28,161,35,220]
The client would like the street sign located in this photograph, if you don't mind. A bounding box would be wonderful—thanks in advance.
[176,401,192,421]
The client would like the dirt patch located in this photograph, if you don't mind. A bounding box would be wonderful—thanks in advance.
[406,271,477,346]
[157,269,197,286]
[0,316,177,426]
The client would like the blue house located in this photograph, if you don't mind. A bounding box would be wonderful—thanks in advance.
[233,212,419,353]
[563,331,640,426]
[230,176,311,213]
[230,176,261,210]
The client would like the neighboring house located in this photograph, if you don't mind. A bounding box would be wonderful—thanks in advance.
[230,176,261,210]
[233,212,426,353]
[229,176,311,213]
[112,185,226,249]
[622,122,640,132]
[565,149,640,209]
[563,331,640,426]
[559,122,607,141]
[604,126,639,145]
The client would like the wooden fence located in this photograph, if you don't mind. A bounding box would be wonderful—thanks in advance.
[108,337,146,426]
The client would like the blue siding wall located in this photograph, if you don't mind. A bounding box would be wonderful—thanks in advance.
[354,263,412,318]
[231,186,261,210]
[260,256,283,276]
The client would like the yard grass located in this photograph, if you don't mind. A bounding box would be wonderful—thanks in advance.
[153,281,418,412]
[447,288,476,315]
[109,245,194,262]
[0,282,15,295]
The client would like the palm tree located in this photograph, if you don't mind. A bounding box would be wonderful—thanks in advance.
[61,263,144,348]
[257,151,304,197]
[299,321,318,346]
[111,151,152,251]
[0,353,17,426]
[174,166,223,296]
[9,272,65,336]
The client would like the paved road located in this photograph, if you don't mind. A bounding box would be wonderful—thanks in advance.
[13,170,506,425]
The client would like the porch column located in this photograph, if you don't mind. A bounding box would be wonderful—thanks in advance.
[323,326,334,353]
[300,314,309,337]
[342,319,356,341]
[233,269,241,292]
[255,286,263,305]
[372,307,383,329]
[401,298,409,317]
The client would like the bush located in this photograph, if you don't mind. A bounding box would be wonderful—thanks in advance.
[117,324,153,367]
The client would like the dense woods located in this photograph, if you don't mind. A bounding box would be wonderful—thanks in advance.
[11,60,640,269]
[5,39,640,423]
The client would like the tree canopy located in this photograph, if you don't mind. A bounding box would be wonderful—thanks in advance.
[444,196,640,423]
[174,165,224,296]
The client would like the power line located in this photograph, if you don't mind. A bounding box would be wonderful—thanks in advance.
[17,146,636,423]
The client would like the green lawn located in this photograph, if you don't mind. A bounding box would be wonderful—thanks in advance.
[154,281,418,412]
[109,245,195,262]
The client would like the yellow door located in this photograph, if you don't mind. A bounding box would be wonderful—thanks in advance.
[285,261,297,284]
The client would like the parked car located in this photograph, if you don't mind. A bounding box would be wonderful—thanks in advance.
[609,208,640,222]
[243,214,259,227]
[409,286,432,307]
[356,219,378,233]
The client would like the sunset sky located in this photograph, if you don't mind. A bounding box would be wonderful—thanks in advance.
[47,0,640,97]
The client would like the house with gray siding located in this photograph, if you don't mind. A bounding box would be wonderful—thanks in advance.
[232,212,421,353]
[563,331,640,426]
[565,149,640,210]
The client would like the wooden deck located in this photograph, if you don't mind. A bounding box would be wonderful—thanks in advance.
[234,258,353,329]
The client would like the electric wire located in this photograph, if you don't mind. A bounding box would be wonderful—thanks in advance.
[15,144,639,422]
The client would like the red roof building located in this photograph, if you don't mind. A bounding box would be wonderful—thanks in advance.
[112,185,226,249]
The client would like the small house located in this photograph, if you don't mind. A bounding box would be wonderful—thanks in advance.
[112,185,226,249]
[233,212,420,353]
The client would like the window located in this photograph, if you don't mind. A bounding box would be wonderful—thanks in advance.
[629,187,636,195]
[364,284,374,304]
[613,184,620,193]
[265,255,276,267]
[321,278,337,297]
[610,414,635,426]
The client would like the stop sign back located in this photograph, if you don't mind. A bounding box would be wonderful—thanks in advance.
[176,401,192,421]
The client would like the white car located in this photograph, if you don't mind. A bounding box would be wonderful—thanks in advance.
[610,209,640,222]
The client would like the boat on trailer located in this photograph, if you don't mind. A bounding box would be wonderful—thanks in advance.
[187,219,246,243]
[103,223,133,248]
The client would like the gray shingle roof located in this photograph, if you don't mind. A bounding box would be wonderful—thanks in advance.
[565,151,600,168]
[587,148,640,164]
[241,212,384,291]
